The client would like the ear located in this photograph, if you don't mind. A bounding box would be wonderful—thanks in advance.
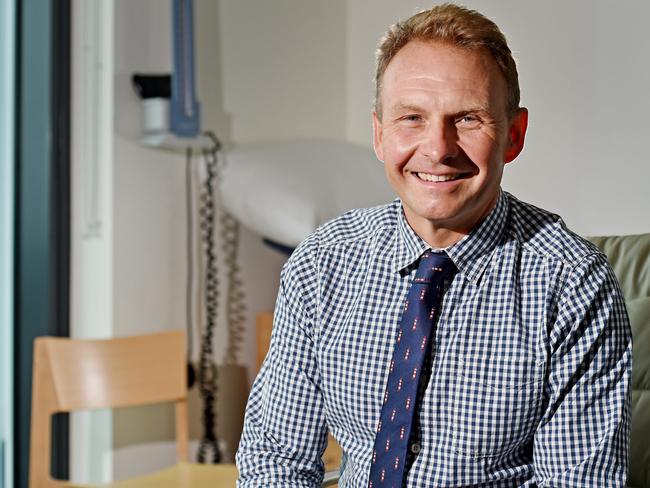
[372,111,385,163]
[503,108,528,164]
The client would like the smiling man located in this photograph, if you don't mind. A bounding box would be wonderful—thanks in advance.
[236,4,631,487]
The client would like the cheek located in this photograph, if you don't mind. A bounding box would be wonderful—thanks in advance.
[382,128,420,166]
[457,132,502,168]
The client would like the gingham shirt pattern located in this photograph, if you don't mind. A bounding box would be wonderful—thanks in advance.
[236,190,632,488]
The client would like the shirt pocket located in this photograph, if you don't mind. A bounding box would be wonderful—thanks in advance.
[448,354,543,458]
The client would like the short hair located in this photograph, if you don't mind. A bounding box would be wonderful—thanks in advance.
[374,3,520,118]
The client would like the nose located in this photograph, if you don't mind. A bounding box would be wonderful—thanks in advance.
[419,120,459,164]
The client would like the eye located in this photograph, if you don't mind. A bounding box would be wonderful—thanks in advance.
[456,114,481,128]
[400,114,423,125]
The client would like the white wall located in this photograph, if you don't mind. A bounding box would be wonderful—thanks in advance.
[70,0,115,482]
[217,0,348,144]
[113,0,184,341]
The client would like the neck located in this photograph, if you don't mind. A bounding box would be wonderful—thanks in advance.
[411,224,466,249]
[404,195,500,249]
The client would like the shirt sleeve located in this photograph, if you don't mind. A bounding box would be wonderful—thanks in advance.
[533,253,632,487]
[236,237,328,488]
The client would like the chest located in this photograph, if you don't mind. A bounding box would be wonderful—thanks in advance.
[315,250,551,445]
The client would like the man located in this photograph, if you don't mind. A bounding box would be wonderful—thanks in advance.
[236,4,631,487]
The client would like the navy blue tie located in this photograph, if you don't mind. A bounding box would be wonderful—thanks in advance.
[368,251,456,487]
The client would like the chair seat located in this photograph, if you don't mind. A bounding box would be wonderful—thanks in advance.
[66,463,238,488]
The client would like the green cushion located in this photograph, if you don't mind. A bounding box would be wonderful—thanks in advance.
[587,234,650,301]
[628,297,650,487]
[587,234,650,487]
[630,390,650,487]
[629,297,650,391]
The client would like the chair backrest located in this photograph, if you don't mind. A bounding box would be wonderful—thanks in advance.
[29,329,189,487]
[587,233,650,487]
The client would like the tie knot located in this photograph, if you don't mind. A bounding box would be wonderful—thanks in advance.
[413,251,456,284]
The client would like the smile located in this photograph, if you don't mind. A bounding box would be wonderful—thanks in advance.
[413,172,467,182]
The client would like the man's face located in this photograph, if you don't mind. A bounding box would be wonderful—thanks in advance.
[373,40,527,244]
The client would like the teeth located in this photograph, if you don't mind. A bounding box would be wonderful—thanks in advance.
[416,172,462,182]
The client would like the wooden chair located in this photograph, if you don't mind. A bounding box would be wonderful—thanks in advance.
[29,329,238,487]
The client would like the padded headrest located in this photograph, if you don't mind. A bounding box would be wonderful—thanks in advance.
[587,234,650,301]
[219,139,395,248]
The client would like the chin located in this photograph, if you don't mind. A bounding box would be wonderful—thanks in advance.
[410,206,462,226]
[405,197,478,229]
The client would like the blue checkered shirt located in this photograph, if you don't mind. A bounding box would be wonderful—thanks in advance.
[236,190,632,487]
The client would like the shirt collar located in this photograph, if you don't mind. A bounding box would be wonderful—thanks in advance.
[392,190,509,284]
[393,200,431,275]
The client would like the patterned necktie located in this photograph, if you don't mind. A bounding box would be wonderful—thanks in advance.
[368,251,456,488]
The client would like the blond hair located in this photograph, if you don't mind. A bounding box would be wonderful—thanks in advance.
[375,3,520,118]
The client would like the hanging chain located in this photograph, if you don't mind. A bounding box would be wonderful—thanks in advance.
[197,135,222,463]
[221,210,246,365]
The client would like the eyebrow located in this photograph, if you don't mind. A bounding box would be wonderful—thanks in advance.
[391,102,424,113]
[457,105,492,115]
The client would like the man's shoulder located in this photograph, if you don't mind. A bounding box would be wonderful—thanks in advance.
[505,192,603,267]
[311,199,400,249]
[283,199,399,273]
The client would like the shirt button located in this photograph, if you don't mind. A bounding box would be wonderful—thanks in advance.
[410,443,421,454]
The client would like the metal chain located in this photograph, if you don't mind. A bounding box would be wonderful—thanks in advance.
[197,137,222,464]
[221,210,246,365]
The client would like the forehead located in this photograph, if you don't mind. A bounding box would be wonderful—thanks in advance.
[380,40,507,113]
